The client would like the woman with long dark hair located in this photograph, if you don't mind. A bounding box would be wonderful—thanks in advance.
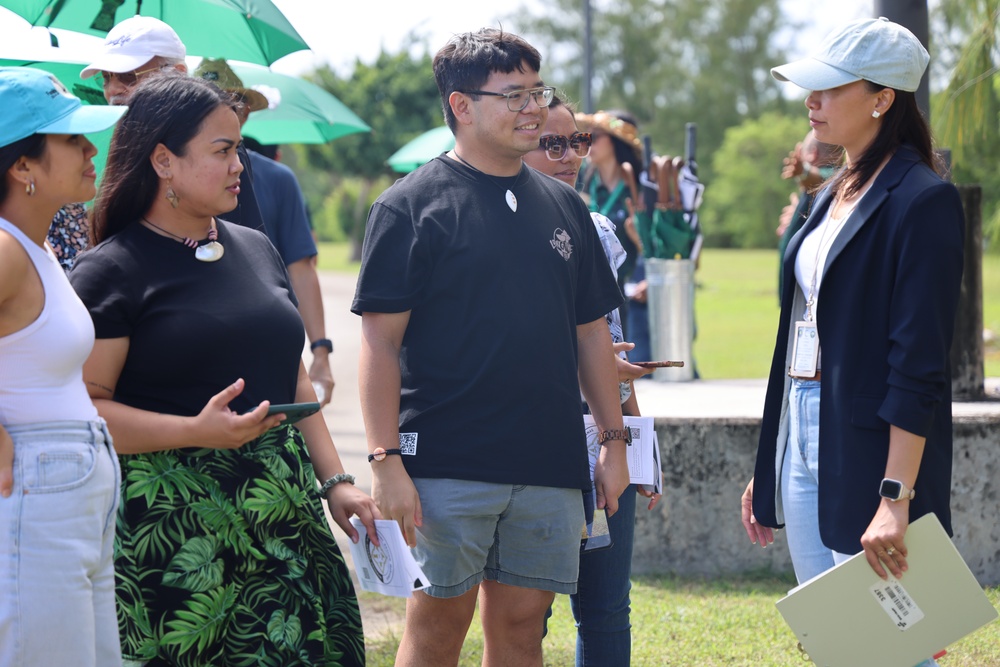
[71,75,377,666]
[741,21,963,665]
[0,67,126,666]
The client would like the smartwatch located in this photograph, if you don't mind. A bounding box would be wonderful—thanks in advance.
[310,338,333,353]
[879,478,915,502]
[368,447,403,463]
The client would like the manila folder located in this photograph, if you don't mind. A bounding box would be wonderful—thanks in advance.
[776,513,998,667]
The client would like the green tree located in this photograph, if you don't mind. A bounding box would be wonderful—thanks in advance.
[699,112,808,248]
[285,40,444,252]
[510,0,791,182]
[932,0,1000,246]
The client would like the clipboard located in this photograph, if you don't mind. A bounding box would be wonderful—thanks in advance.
[776,514,998,667]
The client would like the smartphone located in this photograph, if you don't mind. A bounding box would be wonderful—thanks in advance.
[265,402,321,425]
[632,360,685,368]
[580,488,613,552]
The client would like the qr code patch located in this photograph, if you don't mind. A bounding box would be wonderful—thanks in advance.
[398,433,418,455]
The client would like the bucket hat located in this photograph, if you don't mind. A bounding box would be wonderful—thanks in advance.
[194,58,269,112]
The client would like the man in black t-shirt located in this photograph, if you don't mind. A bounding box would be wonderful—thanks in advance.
[353,29,630,666]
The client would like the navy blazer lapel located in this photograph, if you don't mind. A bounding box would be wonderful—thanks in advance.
[821,146,921,281]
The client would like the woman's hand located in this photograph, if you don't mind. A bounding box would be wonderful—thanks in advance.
[325,481,383,545]
[860,500,910,580]
[637,485,661,510]
[0,426,13,498]
[192,378,285,449]
[741,477,774,548]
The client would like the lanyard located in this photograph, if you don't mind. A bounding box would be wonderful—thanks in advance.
[589,179,627,218]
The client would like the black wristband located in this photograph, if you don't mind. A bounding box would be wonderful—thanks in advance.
[310,338,333,353]
[368,448,403,463]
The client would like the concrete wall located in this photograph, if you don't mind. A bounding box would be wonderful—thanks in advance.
[632,416,1000,586]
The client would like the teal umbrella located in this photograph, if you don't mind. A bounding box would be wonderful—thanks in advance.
[229,62,370,145]
[0,0,308,65]
[387,126,455,174]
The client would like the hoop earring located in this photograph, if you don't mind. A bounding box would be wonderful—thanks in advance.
[872,109,881,119]
[164,179,180,208]
[25,180,36,197]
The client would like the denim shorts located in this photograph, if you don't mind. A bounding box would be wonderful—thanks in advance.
[0,419,122,667]
[410,478,584,598]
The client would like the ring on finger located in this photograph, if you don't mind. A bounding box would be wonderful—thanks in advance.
[886,546,896,556]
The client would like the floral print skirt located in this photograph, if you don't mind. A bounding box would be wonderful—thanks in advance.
[114,425,364,666]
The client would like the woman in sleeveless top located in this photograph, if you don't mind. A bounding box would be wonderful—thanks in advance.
[0,67,126,666]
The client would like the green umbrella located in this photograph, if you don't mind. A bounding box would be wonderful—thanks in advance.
[0,0,308,65]
[229,62,371,145]
[387,126,455,174]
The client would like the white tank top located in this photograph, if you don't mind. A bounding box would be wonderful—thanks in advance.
[0,217,98,424]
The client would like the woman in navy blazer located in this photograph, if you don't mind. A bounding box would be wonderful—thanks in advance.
[740,17,965,594]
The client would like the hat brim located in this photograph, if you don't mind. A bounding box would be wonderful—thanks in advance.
[80,53,156,79]
[234,88,269,112]
[38,104,127,135]
[771,58,860,92]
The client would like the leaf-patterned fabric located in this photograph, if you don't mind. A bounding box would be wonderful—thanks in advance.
[114,425,364,666]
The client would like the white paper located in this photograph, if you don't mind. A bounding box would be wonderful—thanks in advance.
[583,415,657,485]
[640,431,663,496]
[348,518,429,598]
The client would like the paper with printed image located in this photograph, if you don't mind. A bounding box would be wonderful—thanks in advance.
[348,518,429,598]
[583,414,658,485]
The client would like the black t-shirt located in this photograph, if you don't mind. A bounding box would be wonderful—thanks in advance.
[70,220,302,417]
[352,156,623,489]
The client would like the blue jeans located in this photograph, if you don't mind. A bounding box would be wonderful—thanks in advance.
[781,381,938,667]
[570,484,637,666]
[0,420,122,667]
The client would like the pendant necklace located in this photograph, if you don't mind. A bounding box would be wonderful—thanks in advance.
[142,217,225,262]
[453,152,525,212]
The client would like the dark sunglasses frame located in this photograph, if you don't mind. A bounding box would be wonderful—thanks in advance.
[538,132,593,160]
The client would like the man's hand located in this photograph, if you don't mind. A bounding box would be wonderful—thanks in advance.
[309,351,334,406]
[371,461,423,547]
[593,440,629,516]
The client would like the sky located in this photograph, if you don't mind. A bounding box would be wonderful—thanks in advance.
[0,0,874,77]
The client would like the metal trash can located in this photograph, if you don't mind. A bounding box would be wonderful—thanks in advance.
[646,258,695,381]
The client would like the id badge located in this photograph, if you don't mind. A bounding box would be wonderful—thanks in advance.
[789,321,819,377]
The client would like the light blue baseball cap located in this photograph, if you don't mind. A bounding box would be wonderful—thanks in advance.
[0,67,127,149]
[771,17,929,93]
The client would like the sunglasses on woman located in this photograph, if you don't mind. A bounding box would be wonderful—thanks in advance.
[538,132,593,161]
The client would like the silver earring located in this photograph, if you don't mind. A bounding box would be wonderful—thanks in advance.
[25,180,36,196]
[872,109,881,119]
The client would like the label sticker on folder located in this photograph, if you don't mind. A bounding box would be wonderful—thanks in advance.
[869,577,925,630]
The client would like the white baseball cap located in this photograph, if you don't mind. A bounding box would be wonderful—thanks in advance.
[80,16,186,79]
[771,17,929,93]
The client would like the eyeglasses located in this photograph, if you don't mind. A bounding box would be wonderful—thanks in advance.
[538,132,592,160]
[96,65,168,88]
[460,86,556,112]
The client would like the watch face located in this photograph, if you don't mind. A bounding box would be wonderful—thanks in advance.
[880,479,903,499]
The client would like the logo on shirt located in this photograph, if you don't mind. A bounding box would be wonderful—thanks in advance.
[550,228,573,261]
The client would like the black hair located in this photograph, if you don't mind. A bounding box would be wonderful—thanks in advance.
[432,28,542,132]
[0,134,46,204]
[602,109,643,175]
[835,82,937,199]
[91,76,238,244]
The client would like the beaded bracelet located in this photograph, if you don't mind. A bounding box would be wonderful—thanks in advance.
[319,472,356,496]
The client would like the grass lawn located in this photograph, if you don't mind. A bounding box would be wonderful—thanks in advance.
[317,243,1000,378]
[360,578,1000,665]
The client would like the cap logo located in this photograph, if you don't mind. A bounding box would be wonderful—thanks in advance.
[107,33,134,47]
